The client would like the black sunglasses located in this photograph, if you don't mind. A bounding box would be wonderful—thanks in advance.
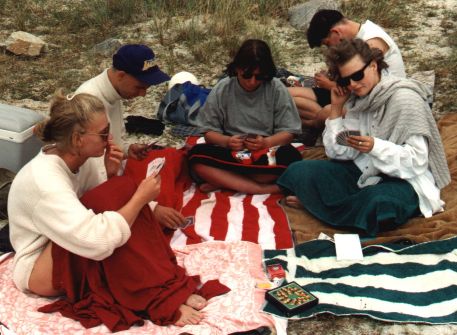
[83,123,111,141]
[336,61,371,87]
[241,71,270,81]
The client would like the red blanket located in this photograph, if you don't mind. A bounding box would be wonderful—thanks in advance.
[39,172,229,332]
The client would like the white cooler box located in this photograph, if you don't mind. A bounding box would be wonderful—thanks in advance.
[0,103,44,173]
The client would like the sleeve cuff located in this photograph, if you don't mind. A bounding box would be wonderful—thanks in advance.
[325,117,344,130]
[370,137,388,156]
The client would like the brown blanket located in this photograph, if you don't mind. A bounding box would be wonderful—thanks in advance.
[285,113,457,246]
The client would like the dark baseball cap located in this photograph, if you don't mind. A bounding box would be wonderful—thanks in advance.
[112,44,170,85]
[307,10,344,48]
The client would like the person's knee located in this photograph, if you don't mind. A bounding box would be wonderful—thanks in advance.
[288,86,305,97]
[316,105,331,123]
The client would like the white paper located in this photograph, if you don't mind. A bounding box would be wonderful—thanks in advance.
[334,233,364,261]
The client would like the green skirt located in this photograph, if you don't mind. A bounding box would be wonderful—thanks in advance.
[277,160,420,237]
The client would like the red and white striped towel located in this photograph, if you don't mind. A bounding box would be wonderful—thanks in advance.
[170,183,293,250]
[124,148,294,250]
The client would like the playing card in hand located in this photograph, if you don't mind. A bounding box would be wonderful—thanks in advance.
[336,130,361,146]
[146,157,165,177]
[180,216,195,229]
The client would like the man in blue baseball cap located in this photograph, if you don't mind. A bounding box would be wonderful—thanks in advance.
[76,44,170,155]
[112,44,171,88]
[76,44,187,230]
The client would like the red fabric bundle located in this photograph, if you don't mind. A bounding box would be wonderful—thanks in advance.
[39,149,230,332]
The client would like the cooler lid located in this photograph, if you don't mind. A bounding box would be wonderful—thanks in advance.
[0,103,44,132]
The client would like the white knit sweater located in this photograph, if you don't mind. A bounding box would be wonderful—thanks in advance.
[8,151,131,292]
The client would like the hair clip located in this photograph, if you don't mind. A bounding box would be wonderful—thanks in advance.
[66,94,75,100]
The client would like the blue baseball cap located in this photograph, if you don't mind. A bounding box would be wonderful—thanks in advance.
[112,44,170,85]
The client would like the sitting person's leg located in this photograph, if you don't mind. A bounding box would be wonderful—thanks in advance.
[41,176,229,330]
[194,163,281,194]
[296,98,325,128]
[175,305,204,327]
[289,87,331,145]
[28,242,63,297]
[355,177,420,236]
[284,195,304,209]
[288,86,318,101]
[278,160,420,236]
[312,104,332,129]
[171,293,209,326]
[290,86,329,110]
[185,294,207,310]
[189,143,301,194]
[289,87,322,129]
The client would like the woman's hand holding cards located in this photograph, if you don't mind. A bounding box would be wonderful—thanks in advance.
[346,134,374,153]
[336,130,361,146]
[244,134,266,151]
[146,157,165,177]
[153,205,185,229]
[228,135,245,151]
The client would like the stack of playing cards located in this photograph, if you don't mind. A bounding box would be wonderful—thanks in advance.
[146,157,165,177]
[239,133,257,140]
[336,130,361,146]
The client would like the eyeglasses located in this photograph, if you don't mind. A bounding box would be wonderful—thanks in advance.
[336,61,371,87]
[241,71,270,81]
[82,123,111,141]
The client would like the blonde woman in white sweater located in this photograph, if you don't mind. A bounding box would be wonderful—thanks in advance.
[8,91,161,296]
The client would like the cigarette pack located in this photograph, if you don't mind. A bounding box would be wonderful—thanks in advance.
[266,263,285,280]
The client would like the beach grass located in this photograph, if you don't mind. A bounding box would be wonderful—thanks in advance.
[0,0,456,114]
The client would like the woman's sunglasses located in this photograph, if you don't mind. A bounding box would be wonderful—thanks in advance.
[336,61,371,87]
[83,123,111,141]
[241,71,270,81]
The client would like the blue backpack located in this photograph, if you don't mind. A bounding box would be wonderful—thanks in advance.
[157,81,211,126]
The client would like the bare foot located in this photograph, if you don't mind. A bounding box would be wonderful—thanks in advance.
[199,183,220,193]
[285,195,304,209]
[175,304,203,327]
[185,294,207,310]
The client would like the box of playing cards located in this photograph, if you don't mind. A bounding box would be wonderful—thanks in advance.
[265,282,318,317]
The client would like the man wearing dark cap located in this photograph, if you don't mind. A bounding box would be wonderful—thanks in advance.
[76,44,170,158]
[289,9,405,145]
[76,44,187,229]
